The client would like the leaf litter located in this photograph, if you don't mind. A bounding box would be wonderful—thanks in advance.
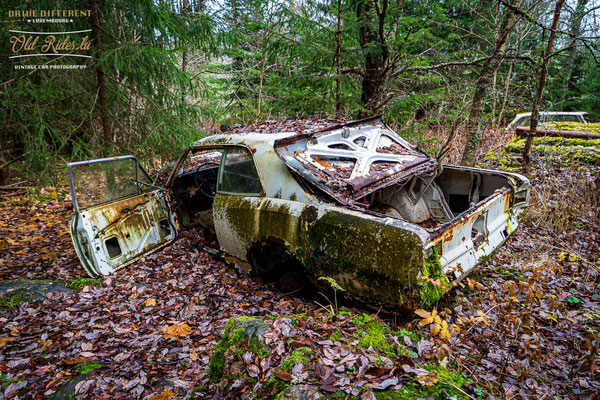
[0,159,598,399]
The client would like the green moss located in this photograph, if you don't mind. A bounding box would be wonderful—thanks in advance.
[321,392,359,399]
[353,314,395,354]
[394,328,421,344]
[375,365,472,399]
[279,347,313,371]
[0,373,26,388]
[501,137,600,166]
[419,250,451,308]
[209,316,268,384]
[74,363,105,374]
[0,291,32,308]
[264,378,291,399]
[329,330,343,342]
[305,210,425,308]
[67,278,104,291]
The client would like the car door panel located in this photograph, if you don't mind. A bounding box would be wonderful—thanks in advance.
[68,156,177,277]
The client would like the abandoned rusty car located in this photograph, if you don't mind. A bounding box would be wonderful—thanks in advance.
[67,117,530,308]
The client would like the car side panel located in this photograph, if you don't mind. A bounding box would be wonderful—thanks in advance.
[213,192,429,308]
[212,194,261,261]
[302,207,426,308]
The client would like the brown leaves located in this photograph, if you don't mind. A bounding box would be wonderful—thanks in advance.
[148,388,178,400]
[0,190,78,280]
[63,354,98,365]
[145,298,157,307]
[1,181,598,399]
[466,277,484,291]
[0,337,15,349]
[161,323,192,340]
[415,308,458,340]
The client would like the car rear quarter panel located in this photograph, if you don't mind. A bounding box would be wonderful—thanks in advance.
[213,191,434,308]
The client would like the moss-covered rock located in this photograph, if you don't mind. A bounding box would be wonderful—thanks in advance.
[279,347,313,372]
[208,316,269,384]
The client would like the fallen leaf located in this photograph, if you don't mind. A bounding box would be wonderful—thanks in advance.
[63,355,98,365]
[276,370,292,381]
[161,323,192,340]
[0,337,16,349]
[148,388,178,400]
[417,374,439,386]
[145,298,157,307]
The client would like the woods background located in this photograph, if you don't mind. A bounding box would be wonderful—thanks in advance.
[1,0,599,182]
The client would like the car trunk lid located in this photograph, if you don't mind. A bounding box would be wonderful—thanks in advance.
[274,116,438,206]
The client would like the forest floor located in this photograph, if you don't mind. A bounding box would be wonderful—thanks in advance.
[0,137,599,399]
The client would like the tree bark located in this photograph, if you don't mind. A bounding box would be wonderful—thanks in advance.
[460,0,521,166]
[498,23,521,125]
[256,47,268,121]
[181,0,190,72]
[335,0,342,115]
[89,0,111,149]
[562,0,588,99]
[522,0,566,171]
[356,0,389,114]
[256,19,272,122]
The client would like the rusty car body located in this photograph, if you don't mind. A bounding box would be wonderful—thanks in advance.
[68,116,530,308]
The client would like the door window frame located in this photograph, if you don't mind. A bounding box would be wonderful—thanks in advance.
[216,146,265,197]
[169,144,265,197]
[67,155,154,213]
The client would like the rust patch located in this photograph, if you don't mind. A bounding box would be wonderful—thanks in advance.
[429,188,511,245]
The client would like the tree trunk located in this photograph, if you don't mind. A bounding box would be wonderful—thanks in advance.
[491,69,497,124]
[256,47,268,121]
[356,0,389,114]
[89,0,111,149]
[182,0,189,72]
[522,0,566,171]
[498,22,521,125]
[460,0,521,166]
[562,0,588,100]
[335,0,342,115]
[256,19,272,122]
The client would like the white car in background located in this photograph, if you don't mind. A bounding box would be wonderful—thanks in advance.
[505,111,590,133]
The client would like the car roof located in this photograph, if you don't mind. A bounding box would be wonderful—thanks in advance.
[195,131,296,147]
[513,111,588,118]
[192,116,438,208]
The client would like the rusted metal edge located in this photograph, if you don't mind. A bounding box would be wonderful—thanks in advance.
[429,187,511,238]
